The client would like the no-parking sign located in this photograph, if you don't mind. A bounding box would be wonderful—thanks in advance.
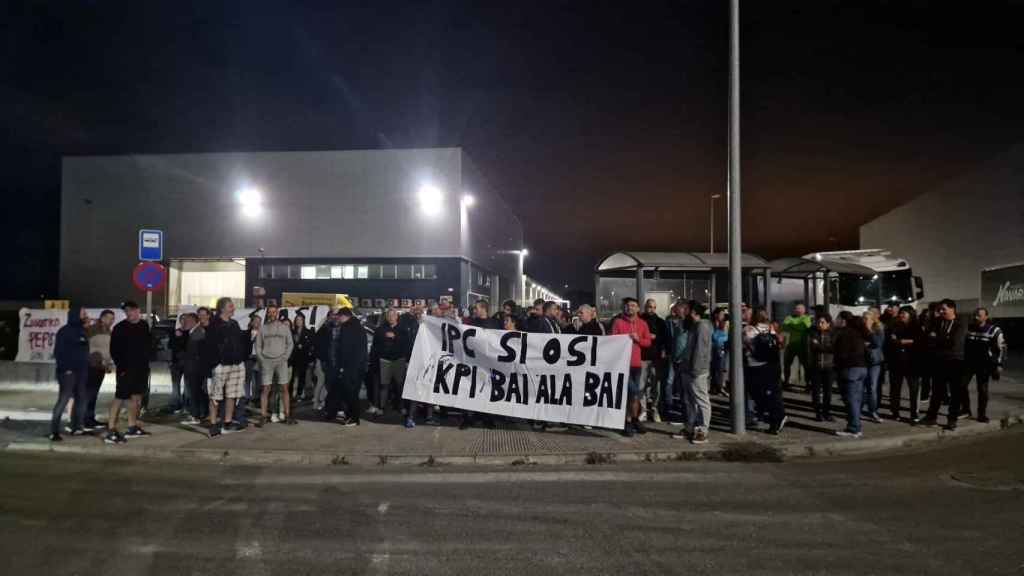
[132,261,167,292]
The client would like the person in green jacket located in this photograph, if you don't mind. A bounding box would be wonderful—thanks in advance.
[782,302,812,389]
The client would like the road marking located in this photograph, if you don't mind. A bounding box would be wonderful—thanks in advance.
[222,470,761,485]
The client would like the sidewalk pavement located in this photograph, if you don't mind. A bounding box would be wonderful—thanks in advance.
[2,363,1022,466]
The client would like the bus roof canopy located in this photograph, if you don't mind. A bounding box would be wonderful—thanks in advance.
[769,257,878,278]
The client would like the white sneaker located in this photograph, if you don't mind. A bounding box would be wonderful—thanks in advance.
[638,412,648,423]
[270,414,281,423]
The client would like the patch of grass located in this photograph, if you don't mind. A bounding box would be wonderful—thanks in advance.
[717,442,785,463]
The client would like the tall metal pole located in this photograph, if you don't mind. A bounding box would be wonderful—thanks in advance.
[728,0,745,435]
[710,196,715,254]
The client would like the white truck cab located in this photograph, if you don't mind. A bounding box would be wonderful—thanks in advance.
[771,249,925,318]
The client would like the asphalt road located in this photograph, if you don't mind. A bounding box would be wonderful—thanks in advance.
[1,429,1022,576]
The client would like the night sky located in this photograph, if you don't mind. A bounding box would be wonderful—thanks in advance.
[3,1,1024,299]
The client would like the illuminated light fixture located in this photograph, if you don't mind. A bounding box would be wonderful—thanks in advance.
[462,194,476,207]
[418,184,444,216]
[237,187,263,218]
[858,296,865,302]
[521,248,529,256]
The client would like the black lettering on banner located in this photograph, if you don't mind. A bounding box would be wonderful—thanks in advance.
[567,336,587,367]
[583,372,600,407]
[446,323,462,354]
[507,373,524,404]
[614,373,625,410]
[519,332,528,364]
[434,361,453,394]
[557,373,573,406]
[590,337,599,367]
[490,370,505,401]
[462,328,478,358]
[536,375,551,404]
[542,338,561,365]
[598,372,615,408]
[521,373,530,405]
[440,323,448,352]
[498,332,518,363]
[453,363,471,395]
[490,370,506,402]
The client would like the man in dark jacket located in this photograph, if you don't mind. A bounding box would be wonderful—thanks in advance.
[106,301,152,443]
[167,316,189,414]
[922,299,969,430]
[461,301,500,429]
[833,312,868,437]
[201,297,248,437]
[964,307,1006,424]
[322,308,367,425]
[640,299,668,423]
[50,306,90,441]
[179,313,207,424]
[575,304,606,336]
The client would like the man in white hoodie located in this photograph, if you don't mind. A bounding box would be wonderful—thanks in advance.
[256,304,295,426]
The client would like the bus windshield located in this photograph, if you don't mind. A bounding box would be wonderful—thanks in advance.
[834,269,913,306]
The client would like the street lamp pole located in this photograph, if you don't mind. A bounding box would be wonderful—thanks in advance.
[728,0,745,435]
[710,193,722,254]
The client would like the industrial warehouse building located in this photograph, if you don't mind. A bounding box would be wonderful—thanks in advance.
[859,145,1024,313]
[60,147,559,313]
[860,145,1023,348]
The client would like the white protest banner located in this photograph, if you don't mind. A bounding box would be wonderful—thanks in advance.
[176,305,330,331]
[16,308,126,363]
[403,316,632,428]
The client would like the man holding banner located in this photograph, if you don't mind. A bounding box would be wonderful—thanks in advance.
[610,297,653,437]
[403,300,633,430]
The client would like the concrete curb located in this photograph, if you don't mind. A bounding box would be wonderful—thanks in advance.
[5,413,1021,467]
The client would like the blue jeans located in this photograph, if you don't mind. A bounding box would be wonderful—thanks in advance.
[841,367,868,434]
[863,364,881,416]
[52,369,87,435]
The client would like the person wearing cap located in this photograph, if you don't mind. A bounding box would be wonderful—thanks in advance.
[105,301,152,443]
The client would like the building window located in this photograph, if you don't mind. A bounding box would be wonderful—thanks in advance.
[316,265,331,279]
[300,266,316,279]
[342,265,355,279]
[357,265,369,279]
[382,265,396,279]
[424,264,437,279]
[397,265,412,280]
[330,266,342,279]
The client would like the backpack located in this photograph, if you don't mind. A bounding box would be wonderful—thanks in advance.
[751,327,780,364]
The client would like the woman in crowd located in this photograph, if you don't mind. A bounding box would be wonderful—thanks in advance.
[290,312,317,402]
[834,313,869,437]
[863,309,886,422]
[807,313,836,421]
[710,308,729,396]
[886,306,919,422]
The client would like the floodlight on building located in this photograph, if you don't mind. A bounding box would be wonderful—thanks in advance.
[418,184,444,216]
[462,194,476,207]
[237,187,263,218]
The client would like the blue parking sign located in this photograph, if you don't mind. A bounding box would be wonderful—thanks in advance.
[139,229,163,261]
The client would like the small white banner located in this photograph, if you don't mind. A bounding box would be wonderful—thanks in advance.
[403,316,631,428]
[15,308,126,363]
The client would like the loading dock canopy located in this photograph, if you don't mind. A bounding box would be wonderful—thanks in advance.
[597,251,769,271]
[768,257,877,278]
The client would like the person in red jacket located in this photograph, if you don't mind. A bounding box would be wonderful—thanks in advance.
[611,297,653,436]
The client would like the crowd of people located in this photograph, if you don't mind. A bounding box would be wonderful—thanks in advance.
[49,293,1008,445]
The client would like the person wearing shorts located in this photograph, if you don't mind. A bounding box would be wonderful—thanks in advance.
[203,297,248,437]
[105,301,152,444]
[256,304,295,426]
